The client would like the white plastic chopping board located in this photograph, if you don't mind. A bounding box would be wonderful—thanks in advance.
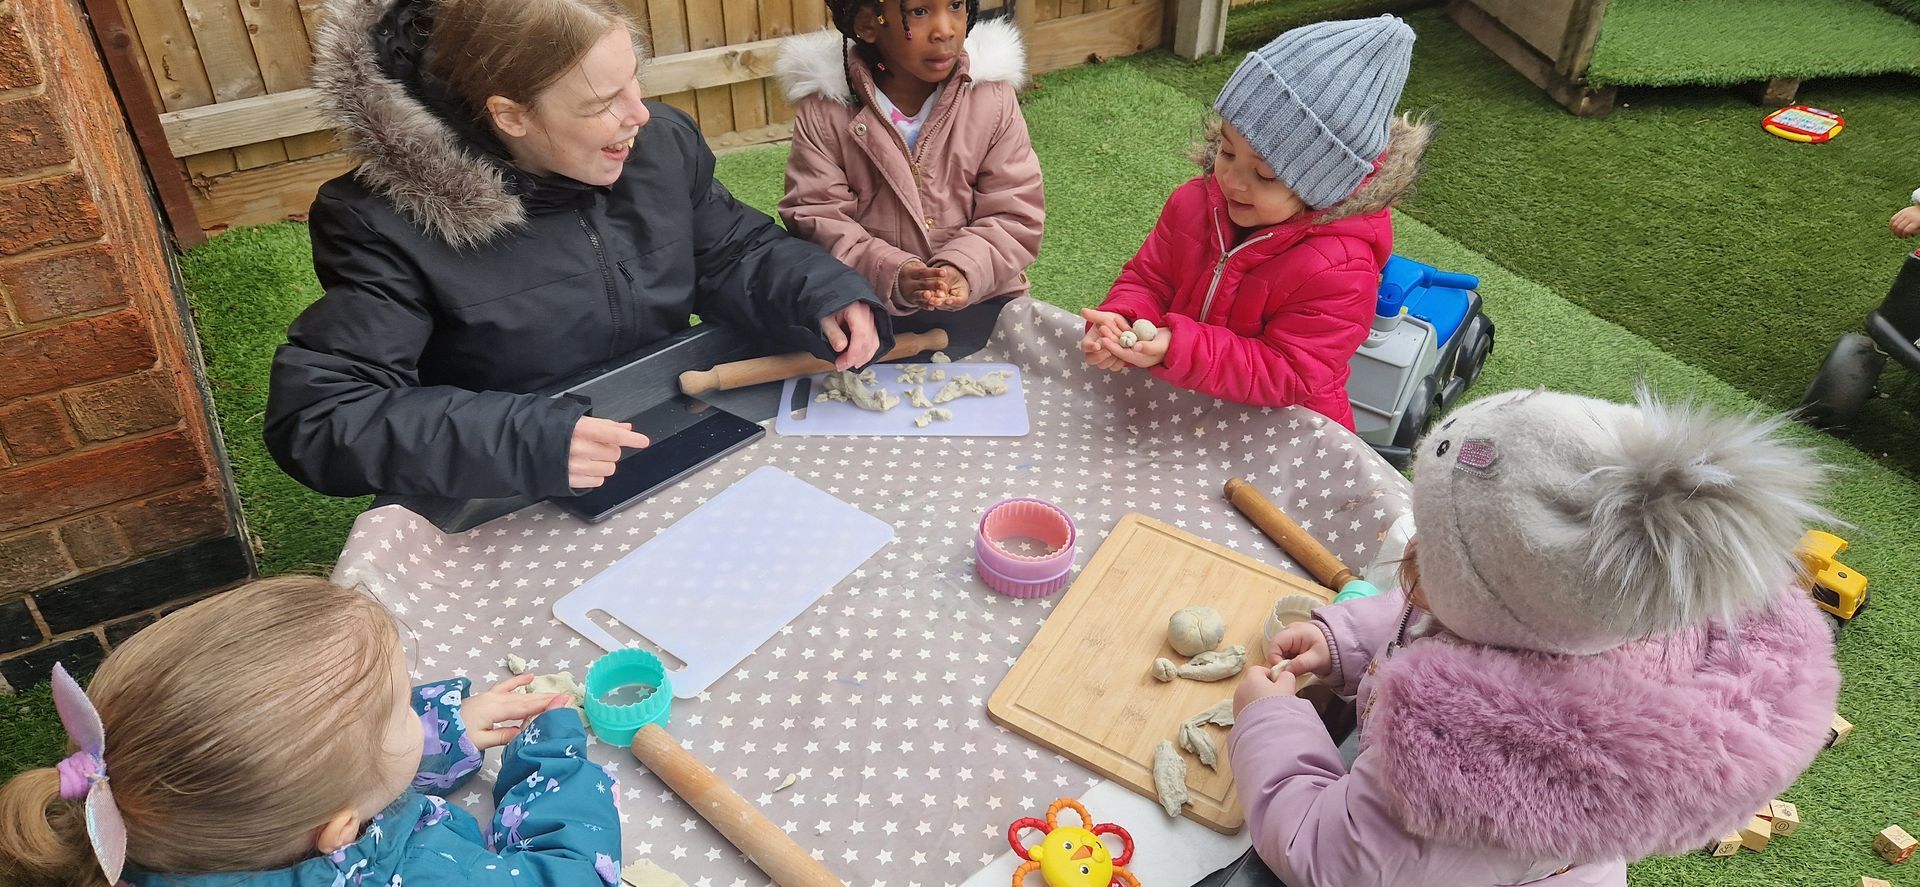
[775,362,1029,436]
[552,466,893,697]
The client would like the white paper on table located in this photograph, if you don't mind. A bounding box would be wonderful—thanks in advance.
[962,780,1251,887]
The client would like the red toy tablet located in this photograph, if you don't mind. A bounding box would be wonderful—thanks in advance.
[1763,106,1844,143]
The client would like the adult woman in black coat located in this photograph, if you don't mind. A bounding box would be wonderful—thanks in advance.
[266,0,889,501]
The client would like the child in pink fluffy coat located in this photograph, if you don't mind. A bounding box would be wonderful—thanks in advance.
[1229,388,1842,886]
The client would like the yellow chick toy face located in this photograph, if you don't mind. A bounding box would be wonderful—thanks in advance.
[1033,826,1113,887]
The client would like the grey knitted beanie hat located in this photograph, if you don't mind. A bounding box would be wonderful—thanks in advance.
[1408,388,1831,655]
[1213,15,1415,209]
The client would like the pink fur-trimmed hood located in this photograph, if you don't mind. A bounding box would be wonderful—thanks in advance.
[1365,589,1839,863]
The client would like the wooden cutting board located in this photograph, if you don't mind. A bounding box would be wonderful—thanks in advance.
[987,513,1331,834]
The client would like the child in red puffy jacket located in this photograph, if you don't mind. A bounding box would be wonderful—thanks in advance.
[1081,16,1433,430]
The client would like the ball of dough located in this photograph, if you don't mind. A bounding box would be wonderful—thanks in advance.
[1119,331,1139,348]
[1132,318,1160,342]
[1167,606,1225,657]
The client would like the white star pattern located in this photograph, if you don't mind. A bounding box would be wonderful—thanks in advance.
[332,300,1411,887]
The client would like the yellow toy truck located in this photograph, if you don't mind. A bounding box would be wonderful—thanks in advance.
[1797,531,1868,622]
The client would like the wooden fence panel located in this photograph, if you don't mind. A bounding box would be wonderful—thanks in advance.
[110,0,1166,231]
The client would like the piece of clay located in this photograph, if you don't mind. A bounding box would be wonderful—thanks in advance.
[774,773,798,793]
[621,858,690,887]
[814,393,829,403]
[1167,606,1226,657]
[1177,721,1219,769]
[1186,698,1235,729]
[1132,318,1160,342]
[516,671,585,715]
[1152,740,1190,818]
[906,385,932,409]
[930,351,951,363]
[930,408,952,421]
[821,369,899,412]
[914,412,934,428]
[504,653,529,675]
[895,364,929,385]
[931,369,946,381]
[1175,645,1246,682]
[1151,658,1178,682]
[1119,331,1139,348]
[931,370,1014,404]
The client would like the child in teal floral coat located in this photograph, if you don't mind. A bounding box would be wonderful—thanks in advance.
[0,577,622,887]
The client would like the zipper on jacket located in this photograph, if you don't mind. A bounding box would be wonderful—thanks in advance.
[859,76,964,230]
[575,211,623,358]
[1197,216,1276,324]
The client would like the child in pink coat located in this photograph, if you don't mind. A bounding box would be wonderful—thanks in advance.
[1082,17,1431,429]
[1229,388,1842,886]
[776,3,1044,315]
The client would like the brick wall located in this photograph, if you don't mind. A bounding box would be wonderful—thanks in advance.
[0,0,250,690]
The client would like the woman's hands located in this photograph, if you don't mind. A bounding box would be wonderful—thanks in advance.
[822,300,882,370]
[460,675,574,750]
[568,417,650,490]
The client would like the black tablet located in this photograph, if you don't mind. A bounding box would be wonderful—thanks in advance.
[552,396,764,524]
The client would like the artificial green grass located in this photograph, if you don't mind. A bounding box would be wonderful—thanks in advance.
[178,225,371,576]
[1588,0,1920,87]
[1127,6,1920,480]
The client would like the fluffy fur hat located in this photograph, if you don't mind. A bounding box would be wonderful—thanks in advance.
[1410,387,1831,654]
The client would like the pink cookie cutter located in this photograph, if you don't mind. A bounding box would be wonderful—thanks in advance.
[974,498,1077,598]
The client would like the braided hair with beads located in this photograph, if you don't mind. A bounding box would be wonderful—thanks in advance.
[824,0,981,108]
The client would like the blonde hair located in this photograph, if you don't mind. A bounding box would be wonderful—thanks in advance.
[426,0,644,115]
[0,577,404,885]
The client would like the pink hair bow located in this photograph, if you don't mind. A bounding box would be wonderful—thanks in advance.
[51,663,127,883]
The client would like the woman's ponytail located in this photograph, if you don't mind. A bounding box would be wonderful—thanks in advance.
[0,767,110,887]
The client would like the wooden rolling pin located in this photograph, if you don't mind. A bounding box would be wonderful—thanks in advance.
[678,330,950,396]
[630,724,845,887]
[1224,477,1379,600]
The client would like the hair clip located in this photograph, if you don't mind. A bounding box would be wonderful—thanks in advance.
[876,14,887,24]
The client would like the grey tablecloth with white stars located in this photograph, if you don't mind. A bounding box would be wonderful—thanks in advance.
[331,297,1413,887]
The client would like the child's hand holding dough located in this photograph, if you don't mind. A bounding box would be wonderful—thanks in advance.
[1232,665,1298,716]
[1267,621,1332,677]
[459,674,573,750]
[1079,308,1133,372]
[1103,327,1171,369]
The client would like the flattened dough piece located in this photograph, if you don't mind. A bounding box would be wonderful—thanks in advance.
[1153,740,1190,817]
[1177,721,1219,769]
[516,671,586,715]
[1176,645,1246,682]
[621,859,690,887]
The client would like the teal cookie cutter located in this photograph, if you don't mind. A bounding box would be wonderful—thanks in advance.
[583,648,672,746]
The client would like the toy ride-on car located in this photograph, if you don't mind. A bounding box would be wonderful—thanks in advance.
[1348,256,1496,467]
[1800,246,1920,428]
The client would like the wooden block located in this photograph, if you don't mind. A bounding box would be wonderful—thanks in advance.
[1876,825,1917,864]
[1829,713,1854,747]
[1738,815,1772,852]
[1765,800,1799,836]
[1704,832,1741,857]
[1859,877,1891,887]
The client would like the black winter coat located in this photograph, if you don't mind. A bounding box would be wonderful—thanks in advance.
[265,0,887,501]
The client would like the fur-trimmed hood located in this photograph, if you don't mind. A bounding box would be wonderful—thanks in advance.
[1366,588,1839,863]
[1314,114,1431,224]
[310,0,647,248]
[774,17,1027,105]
